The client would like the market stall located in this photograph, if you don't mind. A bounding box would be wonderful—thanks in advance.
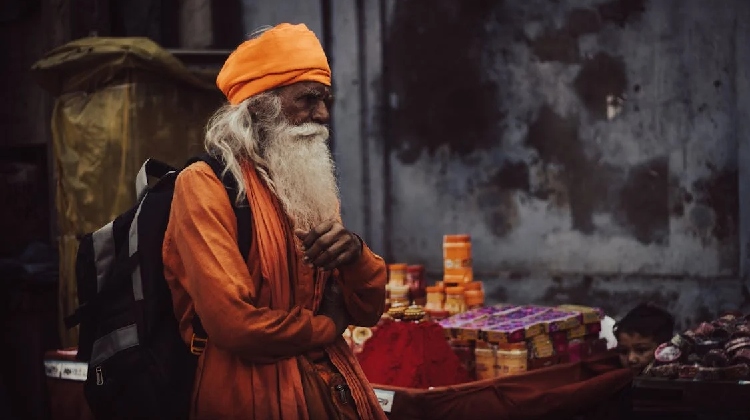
[349,304,631,419]
[338,234,635,419]
[632,312,750,418]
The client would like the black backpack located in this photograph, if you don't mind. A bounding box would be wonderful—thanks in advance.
[64,154,251,420]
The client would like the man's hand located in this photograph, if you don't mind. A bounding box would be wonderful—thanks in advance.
[318,279,350,337]
[295,221,362,271]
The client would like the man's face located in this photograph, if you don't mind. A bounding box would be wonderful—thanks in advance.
[249,84,339,232]
[616,332,658,374]
[275,81,333,126]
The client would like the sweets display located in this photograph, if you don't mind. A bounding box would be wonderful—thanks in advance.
[373,236,609,384]
[644,313,750,381]
[437,303,607,380]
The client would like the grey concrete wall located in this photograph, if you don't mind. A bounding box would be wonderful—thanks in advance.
[240,0,750,329]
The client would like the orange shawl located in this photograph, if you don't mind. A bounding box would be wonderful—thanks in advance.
[163,161,387,420]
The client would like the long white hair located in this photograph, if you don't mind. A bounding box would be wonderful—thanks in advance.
[203,93,340,231]
[204,92,281,204]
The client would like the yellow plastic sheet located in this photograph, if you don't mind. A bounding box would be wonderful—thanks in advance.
[32,37,224,347]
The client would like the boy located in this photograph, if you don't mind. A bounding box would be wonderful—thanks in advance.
[613,303,675,374]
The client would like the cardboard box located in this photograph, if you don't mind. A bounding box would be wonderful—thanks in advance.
[556,304,605,325]
[524,309,581,333]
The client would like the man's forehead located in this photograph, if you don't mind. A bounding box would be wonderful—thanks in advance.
[286,81,331,95]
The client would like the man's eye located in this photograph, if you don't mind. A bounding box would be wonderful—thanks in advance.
[296,94,317,105]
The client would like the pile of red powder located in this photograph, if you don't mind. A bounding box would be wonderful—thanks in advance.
[356,320,471,388]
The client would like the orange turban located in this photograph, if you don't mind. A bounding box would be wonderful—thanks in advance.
[216,23,331,105]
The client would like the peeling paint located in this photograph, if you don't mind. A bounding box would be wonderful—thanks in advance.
[597,0,647,27]
[385,0,502,164]
[525,105,613,234]
[617,157,669,245]
[382,0,748,325]
[574,53,628,120]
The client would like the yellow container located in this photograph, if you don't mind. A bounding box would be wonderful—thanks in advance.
[443,234,473,282]
[475,343,498,380]
[425,285,445,311]
[497,343,528,377]
[444,286,466,315]
[389,284,410,307]
[388,263,408,286]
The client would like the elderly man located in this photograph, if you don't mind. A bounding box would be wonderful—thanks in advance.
[162,23,387,419]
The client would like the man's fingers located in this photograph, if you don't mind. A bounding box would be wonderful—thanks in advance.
[306,228,340,263]
[324,249,355,271]
[312,237,348,268]
[302,220,335,249]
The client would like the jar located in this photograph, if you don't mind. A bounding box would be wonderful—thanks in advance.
[389,284,410,308]
[388,263,408,286]
[407,265,426,305]
[496,343,528,376]
[474,342,498,380]
[425,285,445,311]
[463,282,484,309]
[444,286,466,315]
[443,234,473,283]
[426,309,450,322]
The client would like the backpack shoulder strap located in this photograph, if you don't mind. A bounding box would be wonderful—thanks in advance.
[185,154,253,347]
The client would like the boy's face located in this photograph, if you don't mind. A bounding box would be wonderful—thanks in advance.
[616,332,659,374]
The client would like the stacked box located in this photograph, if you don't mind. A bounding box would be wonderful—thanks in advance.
[438,304,608,376]
[555,305,606,362]
[439,305,518,339]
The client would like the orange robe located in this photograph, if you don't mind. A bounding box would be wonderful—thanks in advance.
[162,161,387,419]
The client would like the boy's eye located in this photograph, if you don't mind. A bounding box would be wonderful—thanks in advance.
[615,347,628,355]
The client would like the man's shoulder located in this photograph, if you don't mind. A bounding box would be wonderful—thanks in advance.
[174,161,226,195]
[180,160,214,177]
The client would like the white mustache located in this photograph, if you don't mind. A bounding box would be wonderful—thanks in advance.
[286,123,329,140]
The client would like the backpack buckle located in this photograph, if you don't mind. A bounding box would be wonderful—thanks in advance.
[190,334,207,356]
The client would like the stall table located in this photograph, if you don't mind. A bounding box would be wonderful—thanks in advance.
[371,352,632,420]
[631,377,750,419]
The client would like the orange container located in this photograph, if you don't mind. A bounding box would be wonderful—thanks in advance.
[465,292,484,310]
[388,263,408,286]
[463,281,483,291]
[443,234,473,282]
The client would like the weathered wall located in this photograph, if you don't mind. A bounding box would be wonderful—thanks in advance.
[384,0,738,275]
[375,0,750,329]
[235,0,750,329]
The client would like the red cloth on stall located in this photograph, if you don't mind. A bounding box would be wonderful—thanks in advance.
[374,351,633,420]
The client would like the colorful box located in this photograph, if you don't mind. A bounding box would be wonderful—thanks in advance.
[524,309,581,333]
[556,304,605,325]
[456,305,527,340]
[482,319,546,344]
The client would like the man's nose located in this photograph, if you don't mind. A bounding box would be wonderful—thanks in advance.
[312,100,330,124]
[628,352,639,364]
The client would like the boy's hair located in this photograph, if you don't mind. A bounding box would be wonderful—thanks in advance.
[614,303,675,344]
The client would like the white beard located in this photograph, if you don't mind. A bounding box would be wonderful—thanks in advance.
[261,122,340,232]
